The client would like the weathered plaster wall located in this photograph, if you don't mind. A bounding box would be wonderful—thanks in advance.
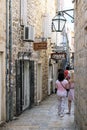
[74,0,87,129]
[0,0,6,122]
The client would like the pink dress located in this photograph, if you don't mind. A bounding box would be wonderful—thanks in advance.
[56,79,68,97]
[56,79,68,116]
[68,82,74,101]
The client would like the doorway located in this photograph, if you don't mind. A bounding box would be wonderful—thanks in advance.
[16,60,34,115]
[22,61,30,110]
[48,65,53,95]
[37,63,42,103]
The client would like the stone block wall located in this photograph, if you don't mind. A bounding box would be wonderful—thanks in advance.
[0,0,6,122]
[0,0,6,47]
[74,0,87,129]
[11,0,56,115]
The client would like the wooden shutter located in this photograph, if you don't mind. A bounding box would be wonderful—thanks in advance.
[29,61,34,107]
[16,60,22,115]
[20,0,27,25]
[42,14,51,38]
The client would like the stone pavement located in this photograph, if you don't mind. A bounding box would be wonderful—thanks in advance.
[1,94,77,130]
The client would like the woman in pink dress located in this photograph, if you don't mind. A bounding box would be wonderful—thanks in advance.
[55,72,68,117]
[66,70,74,114]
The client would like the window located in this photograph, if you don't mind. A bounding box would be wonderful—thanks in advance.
[20,0,27,25]
[42,14,51,38]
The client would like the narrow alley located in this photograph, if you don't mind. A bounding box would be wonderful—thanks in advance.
[1,94,77,130]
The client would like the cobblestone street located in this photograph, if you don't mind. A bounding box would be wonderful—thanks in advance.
[1,94,76,130]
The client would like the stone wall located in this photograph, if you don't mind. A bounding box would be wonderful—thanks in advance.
[74,0,87,129]
[11,0,56,115]
[0,0,6,122]
[0,0,6,47]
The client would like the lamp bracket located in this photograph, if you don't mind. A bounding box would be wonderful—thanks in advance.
[57,9,74,20]
[51,9,74,32]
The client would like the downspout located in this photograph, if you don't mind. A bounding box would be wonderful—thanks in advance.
[9,0,13,120]
[6,0,9,121]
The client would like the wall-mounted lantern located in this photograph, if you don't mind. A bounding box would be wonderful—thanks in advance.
[52,9,74,32]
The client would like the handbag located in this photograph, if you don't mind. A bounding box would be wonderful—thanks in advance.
[66,88,70,92]
[55,88,57,93]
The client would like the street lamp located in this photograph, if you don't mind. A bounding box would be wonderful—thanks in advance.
[52,12,66,32]
[52,9,74,32]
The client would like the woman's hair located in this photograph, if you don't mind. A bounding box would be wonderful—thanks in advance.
[58,69,64,73]
[58,72,65,81]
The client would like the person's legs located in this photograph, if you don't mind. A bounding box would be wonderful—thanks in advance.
[66,100,71,114]
[60,96,66,117]
[57,96,61,115]
[68,100,72,113]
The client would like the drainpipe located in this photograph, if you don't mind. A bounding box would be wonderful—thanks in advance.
[6,0,13,121]
[9,0,13,120]
[6,0,9,121]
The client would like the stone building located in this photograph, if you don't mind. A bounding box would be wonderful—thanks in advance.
[1,0,57,122]
[74,0,87,130]
[0,0,6,124]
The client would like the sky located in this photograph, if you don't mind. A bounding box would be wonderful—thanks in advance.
[63,0,74,31]
[63,0,74,9]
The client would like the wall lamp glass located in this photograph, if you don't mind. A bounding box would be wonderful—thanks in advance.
[52,9,74,32]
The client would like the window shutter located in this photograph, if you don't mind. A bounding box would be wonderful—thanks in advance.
[42,14,52,38]
[42,15,46,38]
[16,60,22,115]
[46,15,52,38]
[29,61,34,107]
[20,0,27,25]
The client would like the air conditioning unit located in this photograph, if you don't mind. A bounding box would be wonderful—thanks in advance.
[23,25,35,42]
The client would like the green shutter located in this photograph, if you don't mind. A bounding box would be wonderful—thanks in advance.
[29,61,34,107]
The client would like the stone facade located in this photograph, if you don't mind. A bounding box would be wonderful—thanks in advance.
[0,0,6,123]
[6,0,57,119]
[74,0,87,130]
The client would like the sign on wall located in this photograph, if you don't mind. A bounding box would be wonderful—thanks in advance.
[33,42,47,51]
[51,52,66,60]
